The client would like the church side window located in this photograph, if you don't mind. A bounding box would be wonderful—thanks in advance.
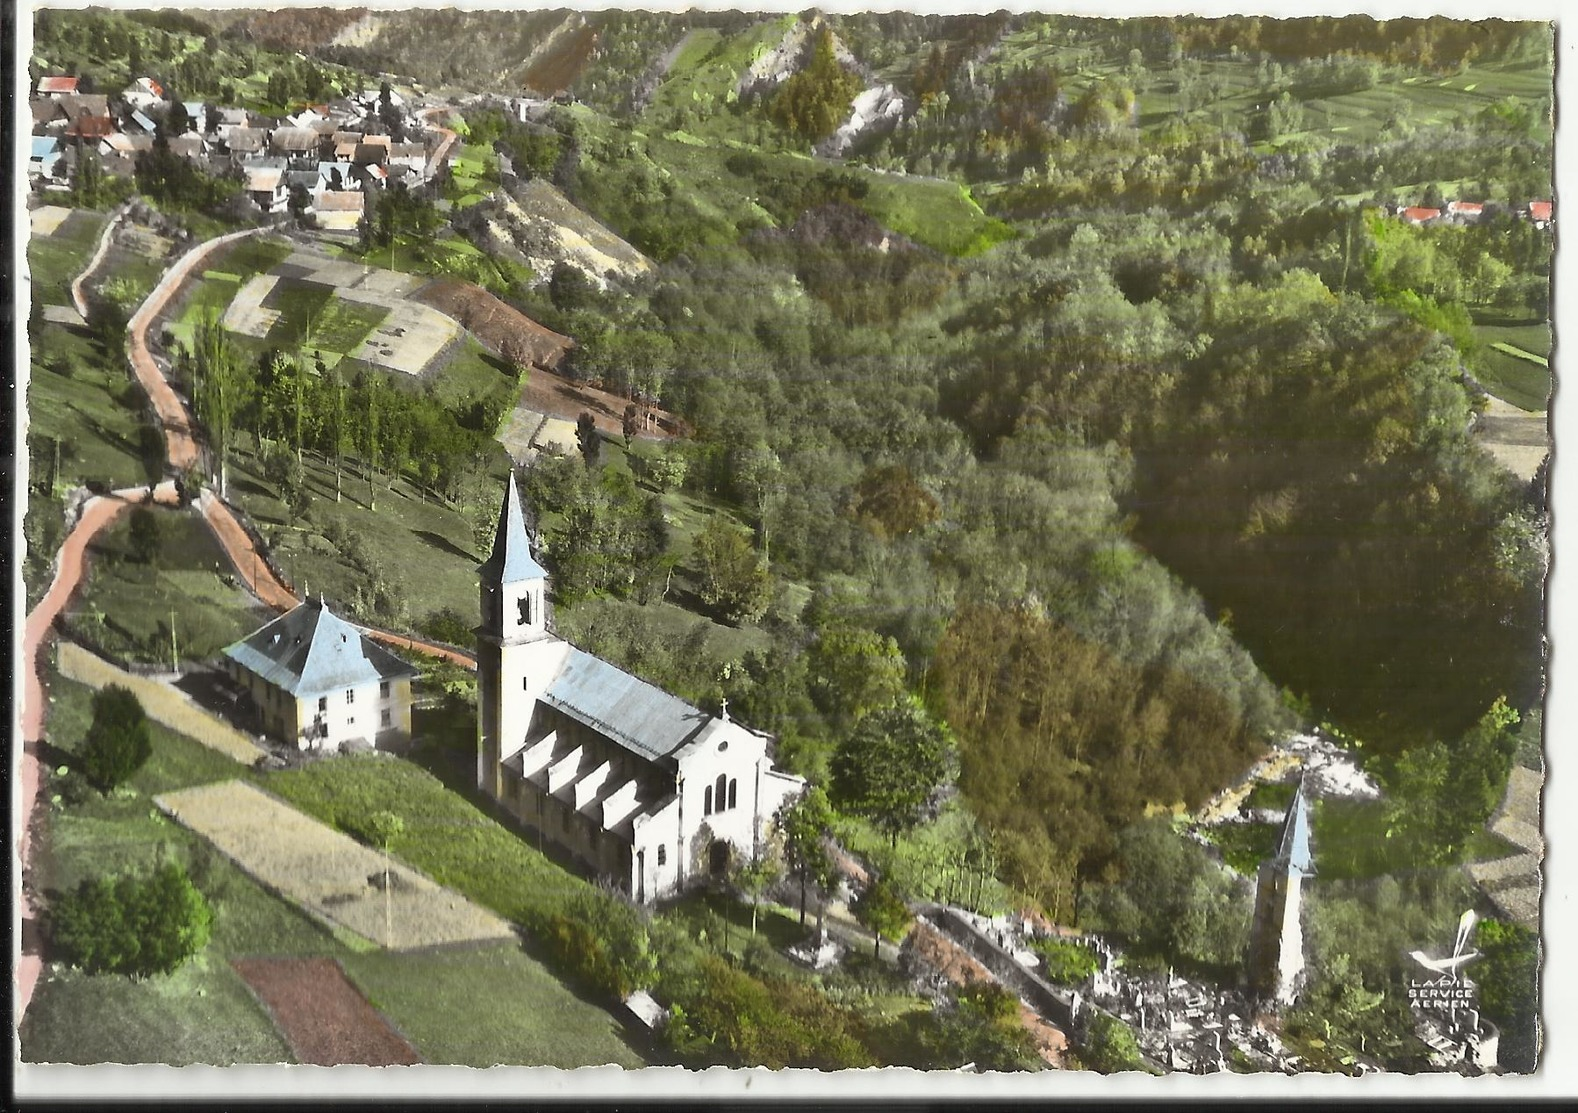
[657,845,667,867]
[715,774,728,813]
[518,594,531,626]
[728,778,738,811]
[704,785,713,816]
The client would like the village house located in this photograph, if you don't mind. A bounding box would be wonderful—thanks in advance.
[221,598,418,753]
[1527,200,1553,228]
[1401,206,1442,225]
[243,159,290,213]
[29,137,65,182]
[121,76,165,112]
[1445,200,1484,223]
[477,474,805,902]
[312,189,366,232]
[223,126,270,164]
[37,75,80,98]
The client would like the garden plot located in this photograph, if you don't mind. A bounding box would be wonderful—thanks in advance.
[223,273,284,337]
[30,205,74,238]
[232,957,421,1066]
[155,779,518,950]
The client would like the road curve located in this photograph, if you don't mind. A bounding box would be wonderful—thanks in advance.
[68,204,127,321]
[17,482,178,1026]
[126,227,264,473]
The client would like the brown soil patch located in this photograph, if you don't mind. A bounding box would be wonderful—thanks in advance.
[522,20,599,95]
[233,957,421,1066]
[413,277,573,372]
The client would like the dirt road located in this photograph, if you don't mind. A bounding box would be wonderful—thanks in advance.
[126,228,264,472]
[68,204,126,322]
[17,481,177,1024]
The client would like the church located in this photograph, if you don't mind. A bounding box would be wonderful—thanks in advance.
[476,473,806,903]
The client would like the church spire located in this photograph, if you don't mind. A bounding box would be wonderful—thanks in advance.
[478,470,546,584]
[1274,774,1314,877]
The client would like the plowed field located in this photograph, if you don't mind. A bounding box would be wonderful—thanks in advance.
[233,957,421,1066]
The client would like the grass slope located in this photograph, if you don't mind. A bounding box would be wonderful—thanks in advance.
[67,509,271,666]
[26,322,158,492]
[27,208,108,308]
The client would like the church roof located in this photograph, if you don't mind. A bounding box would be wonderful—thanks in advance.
[1274,777,1314,876]
[479,471,546,583]
[542,647,711,764]
[223,599,417,698]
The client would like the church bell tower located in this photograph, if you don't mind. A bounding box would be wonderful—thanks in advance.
[477,470,551,794]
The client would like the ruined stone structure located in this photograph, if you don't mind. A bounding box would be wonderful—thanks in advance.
[1247,777,1314,1005]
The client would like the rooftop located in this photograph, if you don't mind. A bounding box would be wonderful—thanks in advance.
[223,599,417,699]
[542,647,712,764]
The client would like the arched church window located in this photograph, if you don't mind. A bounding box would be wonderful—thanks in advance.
[704,784,713,815]
[728,778,737,810]
[716,773,728,813]
[518,593,532,626]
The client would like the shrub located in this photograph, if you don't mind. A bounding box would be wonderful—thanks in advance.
[1031,938,1102,984]
[1080,1010,1148,1073]
[50,862,213,978]
[531,888,656,999]
[79,685,153,792]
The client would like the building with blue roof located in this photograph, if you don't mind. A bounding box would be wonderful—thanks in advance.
[221,597,419,753]
[477,473,805,903]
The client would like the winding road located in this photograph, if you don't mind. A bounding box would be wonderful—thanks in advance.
[18,200,477,1027]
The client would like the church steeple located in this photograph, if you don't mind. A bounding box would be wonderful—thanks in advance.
[479,470,546,585]
[478,471,549,643]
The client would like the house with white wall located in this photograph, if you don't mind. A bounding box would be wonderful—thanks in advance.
[221,598,418,752]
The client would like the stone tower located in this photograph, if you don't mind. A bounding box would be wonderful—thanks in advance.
[476,470,552,795]
[1247,775,1314,1006]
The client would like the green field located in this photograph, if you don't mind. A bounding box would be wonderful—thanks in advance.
[164,236,294,353]
[644,16,797,133]
[28,208,108,308]
[261,278,390,359]
[1473,313,1552,410]
[22,671,644,1068]
[66,509,271,667]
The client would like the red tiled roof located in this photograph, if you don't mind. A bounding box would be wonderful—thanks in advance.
[1529,201,1553,222]
[68,114,116,139]
[1447,201,1483,215]
[37,76,80,95]
[1402,207,1441,222]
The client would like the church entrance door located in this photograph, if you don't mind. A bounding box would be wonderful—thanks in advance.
[709,839,730,877]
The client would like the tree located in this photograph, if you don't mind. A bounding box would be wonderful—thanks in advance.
[777,786,837,927]
[693,516,772,624]
[365,810,404,948]
[576,411,601,469]
[805,622,907,724]
[852,875,911,958]
[128,507,161,563]
[79,685,153,792]
[769,26,864,145]
[929,981,1043,1072]
[50,862,212,978]
[193,312,240,497]
[831,698,956,847]
[734,854,783,937]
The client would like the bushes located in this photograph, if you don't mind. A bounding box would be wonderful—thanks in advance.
[79,685,153,792]
[1031,938,1101,985]
[50,862,213,978]
[660,954,875,1069]
[530,888,656,999]
[1079,1009,1148,1073]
